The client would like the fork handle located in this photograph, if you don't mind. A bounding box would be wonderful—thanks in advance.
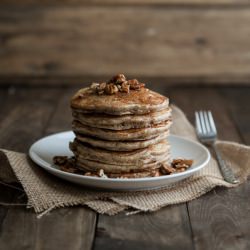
[212,143,239,184]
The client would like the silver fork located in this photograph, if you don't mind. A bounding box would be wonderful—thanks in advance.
[195,111,239,184]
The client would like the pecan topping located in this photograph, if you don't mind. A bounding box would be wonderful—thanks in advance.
[120,81,130,93]
[90,82,99,90]
[109,74,126,84]
[128,79,145,90]
[104,83,119,95]
[96,82,107,95]
[88,74,145,95]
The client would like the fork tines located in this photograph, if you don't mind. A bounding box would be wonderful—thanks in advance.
[195,111,217,137]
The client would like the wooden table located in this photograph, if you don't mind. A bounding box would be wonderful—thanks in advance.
[0,83,249,250]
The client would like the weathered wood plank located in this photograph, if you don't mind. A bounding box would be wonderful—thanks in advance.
[0,87,61,151]
[171,87,250,250]
[220,87,250,144]
[44,86,80,135]
[169,86,241,142]
[0,86,97,250]
[41,85,97,250]
[0,86,61,248]
[95,204,194,250]
[0,205,96,250]
[0,87,24,235]
[1,7,250,84]
[0,0,250,6]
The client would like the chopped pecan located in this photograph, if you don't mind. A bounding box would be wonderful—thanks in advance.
[97,169,108,178]
[175,167,186,173]
[60,164,77,174]
[53,156,68,166]
[104,83,119,95]
[84,172,99,177]
[151,169,161,177]
[120,81,130,93]
[172,159,193,169]
[128,79,145,90]
[160,163,176,175]
[109,74,126,84]
[90,82,99,89]
[96,82,107,95]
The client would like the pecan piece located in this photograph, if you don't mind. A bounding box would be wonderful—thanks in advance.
[104,83,119,95]
[90,82,99,90]
[151,169,161,177]
[160,163,176,175]
[172,159,193,169]
[84,172,99,177]
[53,156,68,166]
[120,81,130,93]
[175,167,187,173]
[96,82,107,95]
[97,169,108,178]
[128,79,145,90]
[109,74,126,84]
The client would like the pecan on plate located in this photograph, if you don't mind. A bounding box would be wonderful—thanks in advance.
[53,156,68,166]
[160,163,176,175]
[172,159,193,169]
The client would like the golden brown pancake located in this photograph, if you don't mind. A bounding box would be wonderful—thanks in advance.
[72,107,172,130]
[67,74,172,178]
[70,139,170,166]
[75,131,169,151]
[72,120,172,141]
[75,156,170,173]
[71,87,169,115]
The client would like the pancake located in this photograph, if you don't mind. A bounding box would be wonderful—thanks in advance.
[72,107,172,130]
[75,131,169,151]
[71,87,169,115]
[63,74,173,178]
[75,156,170,173]
[72,120,172,141]
[70,139,170,166]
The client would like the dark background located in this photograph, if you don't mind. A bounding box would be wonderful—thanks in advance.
[1,1,250,86]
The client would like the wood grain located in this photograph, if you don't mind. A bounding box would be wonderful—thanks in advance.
[0,206,96,250]
[170,87,250,250]
[0,87,61,248]
[0,0,250,6]
[169,86,242,142]
[0,87,97,250]
[1,7,250,84]
[95,204,194,250]
[220,87,250,144]
[1,85,249,250]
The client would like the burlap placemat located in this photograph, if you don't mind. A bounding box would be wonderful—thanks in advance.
[1,106,250,217]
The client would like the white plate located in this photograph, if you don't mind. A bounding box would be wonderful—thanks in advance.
[29,131,210,191]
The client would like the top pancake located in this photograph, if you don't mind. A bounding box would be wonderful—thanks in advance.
[71,87,169,115]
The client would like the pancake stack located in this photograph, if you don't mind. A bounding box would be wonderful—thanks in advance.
[69,74,172,178]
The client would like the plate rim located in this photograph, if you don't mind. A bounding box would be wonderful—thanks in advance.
[29,131,210,183]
